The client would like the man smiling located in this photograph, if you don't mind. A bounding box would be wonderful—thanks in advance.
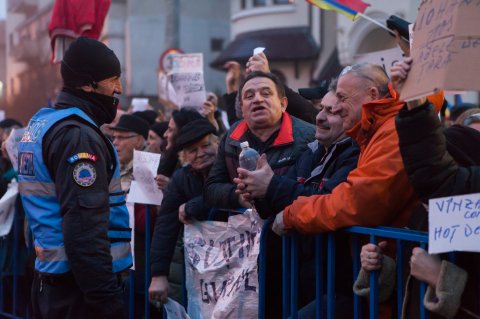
[234,79,359,218]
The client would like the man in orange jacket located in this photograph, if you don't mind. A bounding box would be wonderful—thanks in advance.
[272,62,440,235]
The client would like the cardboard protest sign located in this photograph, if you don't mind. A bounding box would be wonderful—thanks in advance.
[401,0,480,101]
[354,47,405,77]
[429,193,480,254]
[127,150,163,205]
[184,210,264,319]
[0,182,19,237]
[168,53,206,110]
[5,128,26,172]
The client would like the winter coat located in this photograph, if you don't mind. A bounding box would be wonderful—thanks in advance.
[256,137,359,218]
[205,112,315,209]
[396,102,480,318]
[283,83,419,233]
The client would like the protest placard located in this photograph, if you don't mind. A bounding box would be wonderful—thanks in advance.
[401,0,480,101]
[354,47,405,77]
[5,128,26,172]
[184,209,263,319]
[428,193,480,254]
[0,182,19,237]
[168,53,206,110]
[127,150,163,205]
[131,98,149,112]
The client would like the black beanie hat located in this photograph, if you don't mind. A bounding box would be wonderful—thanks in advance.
[61,36,121,88]
[150,121,169,138]
[111,114,149,140]
[171,108,203,131]
[175,118,217,151]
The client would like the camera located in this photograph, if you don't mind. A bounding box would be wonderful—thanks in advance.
[386,15,411,41]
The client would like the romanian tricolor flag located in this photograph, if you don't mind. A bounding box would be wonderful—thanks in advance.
[306,0,370,20]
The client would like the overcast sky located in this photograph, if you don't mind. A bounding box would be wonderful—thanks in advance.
[0,0,5,20]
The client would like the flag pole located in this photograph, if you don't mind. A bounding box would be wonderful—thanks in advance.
[357,12,409,42]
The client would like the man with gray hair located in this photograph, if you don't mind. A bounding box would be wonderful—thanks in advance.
[272,62,443,235]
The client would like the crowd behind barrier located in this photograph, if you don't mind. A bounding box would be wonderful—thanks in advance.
[2,200,450,319]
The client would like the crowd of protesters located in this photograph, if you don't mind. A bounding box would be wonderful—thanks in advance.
[0,28,479,319]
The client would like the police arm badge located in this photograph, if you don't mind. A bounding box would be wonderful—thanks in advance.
[73,162,97,187]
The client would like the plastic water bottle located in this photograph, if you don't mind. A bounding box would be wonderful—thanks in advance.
[239,141,260,171]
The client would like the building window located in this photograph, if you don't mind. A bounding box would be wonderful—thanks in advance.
[211,38,224,52]
[273,0,291,3]
[241,0,247,9]
[253,0,266,7]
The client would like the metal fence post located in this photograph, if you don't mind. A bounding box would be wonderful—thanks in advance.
[290,233,299,319]
[315,234,323,319]
[352,234,362,319]
[282,235,291,319]
[326,233,336,319]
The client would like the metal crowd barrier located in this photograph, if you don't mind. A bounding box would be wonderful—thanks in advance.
[259,225,433,319]
[0,198,29,319]
[0,202,171,319]
[3,203,441,319]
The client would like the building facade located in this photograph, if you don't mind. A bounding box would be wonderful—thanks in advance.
[4,0,231,122]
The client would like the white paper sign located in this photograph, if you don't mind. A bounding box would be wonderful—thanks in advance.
[127,150,163,205]
[164,298,191,319]
[168,53,206,110]
[0,182,19,237]
[158,72,180,107]
[184,209,264,319]
[131,98,149,112]
[429,193,480,254]
[353,47,406,77]
[5,128,26,172]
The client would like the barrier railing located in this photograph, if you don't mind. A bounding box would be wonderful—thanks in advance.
[3,204,436,319]
[0,198,28,319]
[263,226,432,319]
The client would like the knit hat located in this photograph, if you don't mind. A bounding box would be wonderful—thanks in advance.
[111,114,149,140]
[175,118,216,151]
[61,36,121,88]
[150,121,169,139]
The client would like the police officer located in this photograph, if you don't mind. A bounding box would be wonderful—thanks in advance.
[18,37,132,319]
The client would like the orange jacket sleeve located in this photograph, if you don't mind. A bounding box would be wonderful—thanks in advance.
[283,119,417,233]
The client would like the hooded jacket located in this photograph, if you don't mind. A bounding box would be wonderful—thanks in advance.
[283,83,420,233]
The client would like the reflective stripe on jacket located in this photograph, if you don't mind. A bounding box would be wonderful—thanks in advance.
[18,107,132,274]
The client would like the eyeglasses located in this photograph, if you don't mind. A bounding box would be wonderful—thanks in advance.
[112,134,139,141]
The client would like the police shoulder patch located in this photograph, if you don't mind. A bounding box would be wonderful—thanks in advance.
[67,152,98,164]
[73,162,97,187]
